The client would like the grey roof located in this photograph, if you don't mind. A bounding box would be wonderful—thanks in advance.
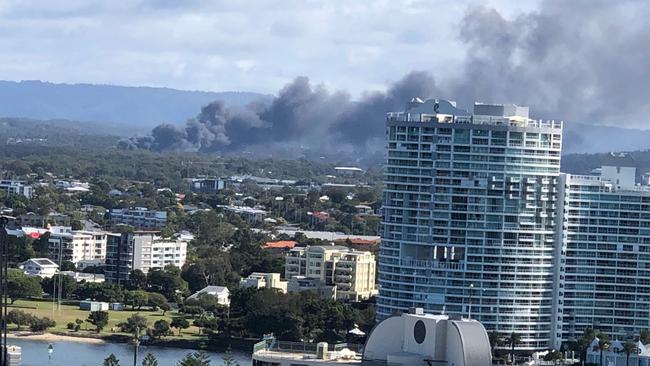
[187,285,229,300]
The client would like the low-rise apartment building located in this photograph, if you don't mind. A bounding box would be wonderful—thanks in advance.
[240,272,288,293]
[48,228,107,264]
[285,245,377,301]
[105,231,187,284]
[0,180,32,198]
[109,208,167,229]
[18,212,70,228]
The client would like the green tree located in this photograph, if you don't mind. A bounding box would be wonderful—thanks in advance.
[42,274,78,299]
[103,353,120,366]
[141,353,158,366]
[641,329,650,344]
[125,290,149,310]
[60,261,76,271]
[152,319,171,339]
[488,331,502,356]
[176,352,210,366]
[7,309,33,330]
[623,340,637,366]
[171,318,190,335]
[597,333,610,366]
[576,327,597,365]
[119,313,149,335]
[127,269,148,291]
[29,316,56,332]
[7,268,42,303]
[87,311,109,333]
[147,267,188,300]
[221,347,240,366]
[147,292,168,311]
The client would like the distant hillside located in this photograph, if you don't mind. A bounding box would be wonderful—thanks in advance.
[0,80,269,127]
[563,122,650,154]
[562,150,650,175]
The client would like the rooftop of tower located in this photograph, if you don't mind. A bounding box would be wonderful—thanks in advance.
[387,98,562,129]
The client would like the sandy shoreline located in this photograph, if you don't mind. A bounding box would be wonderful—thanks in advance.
[7,332,106,344]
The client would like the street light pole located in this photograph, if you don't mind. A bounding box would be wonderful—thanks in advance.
[0,217,9,366]
[468,283,474,319]
[133,326,140,366]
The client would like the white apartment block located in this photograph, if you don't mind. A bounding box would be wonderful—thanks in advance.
[285,245,377,301]
[132,237,187,273]
[380,99,562,350]
[109,207,167,229]
[558,156,650,344]
[48,228,107,264]
[0,180,32,198]
[240,272,288,293]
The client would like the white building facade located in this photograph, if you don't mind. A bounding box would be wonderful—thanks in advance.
[379,99,563,350]
[109,208,167,229]
[48,229,107,264]
[558,159,650,343]
[285,245,377,301]
[132,237,187,273]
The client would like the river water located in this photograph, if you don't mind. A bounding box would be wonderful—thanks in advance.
[7,338,252,366]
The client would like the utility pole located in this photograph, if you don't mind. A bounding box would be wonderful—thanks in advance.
[468,283,474,319]
[0,217,9,366]
[133,326,140,366]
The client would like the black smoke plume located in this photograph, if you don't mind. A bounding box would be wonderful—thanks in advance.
[122,0,650,158]
[119,72,441,158]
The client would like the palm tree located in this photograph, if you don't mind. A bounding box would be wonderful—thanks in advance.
[597,334,610,366]
[103,354,120,366]
[641,329,650,345]
[508,332,521,365]
[577,327,597,365]
[488,331,502,357]
[623,340,637,366]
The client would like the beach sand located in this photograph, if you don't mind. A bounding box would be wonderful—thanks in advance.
[7,332,106,344]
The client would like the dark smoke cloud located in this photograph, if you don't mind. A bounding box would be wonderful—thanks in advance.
[122,0,650,159]
[120,72,440,157]
[448,0,650,124]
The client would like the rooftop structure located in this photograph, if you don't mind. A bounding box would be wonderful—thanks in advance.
[19,258,59,278]
[251,309,491,366]
[187,285,230,306]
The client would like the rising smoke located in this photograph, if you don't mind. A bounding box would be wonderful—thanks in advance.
[121,0,650,158]
[119,72,441,158]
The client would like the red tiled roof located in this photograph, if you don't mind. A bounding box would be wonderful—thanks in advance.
[264,240,298,249]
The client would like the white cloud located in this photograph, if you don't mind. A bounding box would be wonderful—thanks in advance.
[0,0,541,95]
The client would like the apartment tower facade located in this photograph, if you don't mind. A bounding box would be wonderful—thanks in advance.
[379,99,563,349]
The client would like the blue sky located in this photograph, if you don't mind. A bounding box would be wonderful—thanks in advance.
[0,0,539,96]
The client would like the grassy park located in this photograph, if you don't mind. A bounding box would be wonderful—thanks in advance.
[8,299,204,340]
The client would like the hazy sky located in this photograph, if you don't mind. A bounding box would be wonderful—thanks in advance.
[0,0,539,95]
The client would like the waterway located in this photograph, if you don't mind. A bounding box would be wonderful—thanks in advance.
[7,338,252,366]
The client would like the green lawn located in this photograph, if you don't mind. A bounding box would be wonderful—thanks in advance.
[8,299,205,340]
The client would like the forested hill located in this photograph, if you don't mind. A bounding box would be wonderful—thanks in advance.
[562,150,650,175]
[562,122,650,154]
[0,80,268,127]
